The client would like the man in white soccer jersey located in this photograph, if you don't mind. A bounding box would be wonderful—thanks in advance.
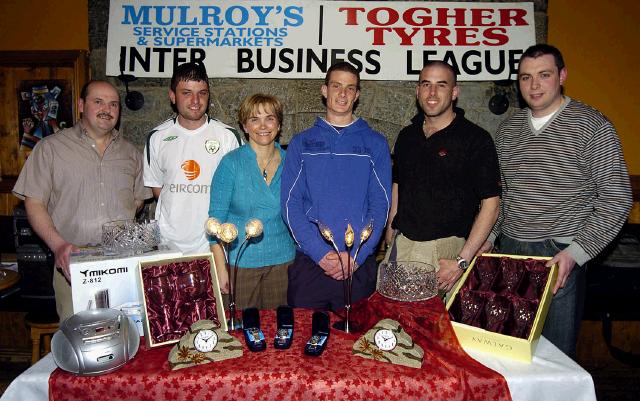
[144,62,242,254]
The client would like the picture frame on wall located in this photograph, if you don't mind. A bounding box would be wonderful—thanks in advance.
[17,79,73,155]
[0,50,89,179]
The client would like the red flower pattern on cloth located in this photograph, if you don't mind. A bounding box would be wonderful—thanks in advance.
[50,293,511,401]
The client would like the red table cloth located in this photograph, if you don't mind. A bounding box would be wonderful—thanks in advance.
[50,293,511,401]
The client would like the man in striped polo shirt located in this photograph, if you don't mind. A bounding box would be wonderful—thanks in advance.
[481,44,632,358]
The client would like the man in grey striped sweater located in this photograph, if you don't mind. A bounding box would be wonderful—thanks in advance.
[481,44,633,358]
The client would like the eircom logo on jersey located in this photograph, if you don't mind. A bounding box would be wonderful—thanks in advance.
[171,159,211,194]
[181,159,200,180]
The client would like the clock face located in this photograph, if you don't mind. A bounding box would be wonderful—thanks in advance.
[374,328,397,351]
[194,329,218,352]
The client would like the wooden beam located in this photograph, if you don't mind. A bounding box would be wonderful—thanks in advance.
[630,175,640,202]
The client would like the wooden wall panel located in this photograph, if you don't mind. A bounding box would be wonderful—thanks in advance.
[0,193,20,216]
[0,311,30,350]
[0,177,18,216]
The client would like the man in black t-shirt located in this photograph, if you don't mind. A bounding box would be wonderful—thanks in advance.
[384,61,501,293]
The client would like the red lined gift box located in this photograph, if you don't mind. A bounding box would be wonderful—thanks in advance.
[446,253,558,363]
[138,253,227,348]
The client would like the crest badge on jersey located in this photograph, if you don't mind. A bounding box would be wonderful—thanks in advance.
[205,139,220,154]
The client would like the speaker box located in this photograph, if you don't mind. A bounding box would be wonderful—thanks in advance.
[17,244,54,298]
[13,204,48,248]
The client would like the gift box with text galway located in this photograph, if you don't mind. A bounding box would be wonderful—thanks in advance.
[138,253,227,348]
[445,253,558,363]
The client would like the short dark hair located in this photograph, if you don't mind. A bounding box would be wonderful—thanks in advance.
[170,62,210,93]
[520,44,565,72]
[80,80,117,101]
[420,61,457,85]
[324,62,360,90]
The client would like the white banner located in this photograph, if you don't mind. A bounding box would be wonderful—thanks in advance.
[106,1,535,81]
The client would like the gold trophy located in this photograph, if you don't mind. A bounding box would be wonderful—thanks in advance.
[205,217,263,331]
[317,220,373,333]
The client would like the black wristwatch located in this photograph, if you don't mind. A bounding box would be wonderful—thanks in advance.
[456,256,469,271]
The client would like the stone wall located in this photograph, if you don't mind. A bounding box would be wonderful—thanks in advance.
[89,0,547,150]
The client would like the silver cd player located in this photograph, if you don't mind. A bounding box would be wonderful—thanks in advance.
[51,308,140,375]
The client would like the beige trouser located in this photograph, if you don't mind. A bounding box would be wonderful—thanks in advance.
[384,233,465,267]
[383,232,465,299]
[221,261,291,311]
[53,269,74,323]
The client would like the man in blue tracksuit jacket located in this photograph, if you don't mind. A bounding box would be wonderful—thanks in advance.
[281,62,392,310]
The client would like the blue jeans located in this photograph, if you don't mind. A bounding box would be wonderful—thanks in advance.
[497,235,586,359]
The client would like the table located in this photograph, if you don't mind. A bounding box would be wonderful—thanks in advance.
[0,337,596,401]
[1,296,596,401]
[0,268,20,301]
[0,269,19,292]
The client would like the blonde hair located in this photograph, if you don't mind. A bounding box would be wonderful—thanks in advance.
[237,94,283,130]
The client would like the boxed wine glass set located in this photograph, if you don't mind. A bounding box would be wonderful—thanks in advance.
[446,254,558,363]
[138,253,227,348]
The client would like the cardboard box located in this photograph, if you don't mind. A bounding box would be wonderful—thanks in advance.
[138,253,227,348]
[445,253,558,363]
[70,246,182,335]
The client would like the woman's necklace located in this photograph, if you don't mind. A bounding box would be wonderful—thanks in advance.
[261,150,277,182]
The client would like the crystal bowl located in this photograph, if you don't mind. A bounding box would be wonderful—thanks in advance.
[102,219,160,255]
[377,260,437,302]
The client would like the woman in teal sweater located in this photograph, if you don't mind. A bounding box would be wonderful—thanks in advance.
[209,94,294,310]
